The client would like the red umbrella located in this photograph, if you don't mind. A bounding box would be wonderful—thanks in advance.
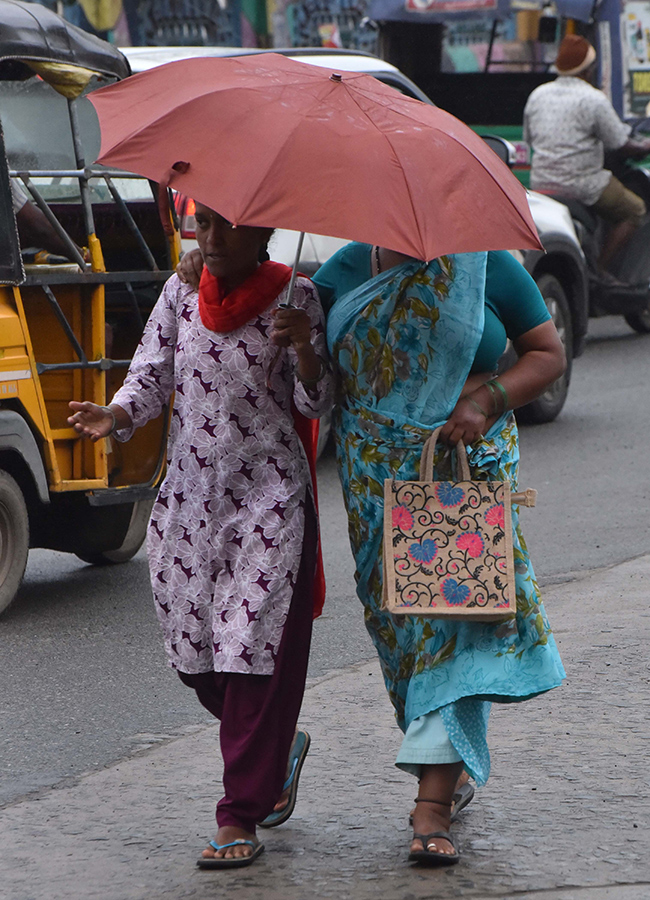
[90,52,541,260]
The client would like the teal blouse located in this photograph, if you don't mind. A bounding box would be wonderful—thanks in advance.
[313,244,551,374]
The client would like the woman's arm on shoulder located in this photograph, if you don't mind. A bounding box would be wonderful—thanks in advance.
[176,248,204,290]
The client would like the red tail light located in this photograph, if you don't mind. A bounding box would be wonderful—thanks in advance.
[179,197,196,239]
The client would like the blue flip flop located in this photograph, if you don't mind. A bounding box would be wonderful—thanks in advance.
[258,730,311,828]
[196,838,265,869]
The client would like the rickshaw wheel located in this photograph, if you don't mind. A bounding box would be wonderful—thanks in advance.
[75,500,152,566]
[0,469,29,615]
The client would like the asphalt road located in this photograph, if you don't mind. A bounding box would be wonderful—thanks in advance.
[1,315,648,808]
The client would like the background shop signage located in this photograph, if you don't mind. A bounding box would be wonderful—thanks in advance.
[405,0,497,11]
[623,1,650,114]
[371,0,508,21]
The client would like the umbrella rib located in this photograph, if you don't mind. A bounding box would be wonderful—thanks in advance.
[336,87,429,258]
[345,86,531,239]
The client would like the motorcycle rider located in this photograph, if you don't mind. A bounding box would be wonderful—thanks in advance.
[524,34,650,281]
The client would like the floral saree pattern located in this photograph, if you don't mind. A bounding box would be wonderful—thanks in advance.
[326,253,565,782]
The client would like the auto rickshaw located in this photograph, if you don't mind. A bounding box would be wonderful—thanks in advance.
[0,1,179,613]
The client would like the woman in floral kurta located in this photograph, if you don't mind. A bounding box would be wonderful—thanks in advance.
[69,205,333,869]
[315,243,566,866]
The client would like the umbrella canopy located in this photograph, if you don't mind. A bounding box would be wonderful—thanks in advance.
[89,52,542,260]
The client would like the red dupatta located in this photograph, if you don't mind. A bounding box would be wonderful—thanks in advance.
[198,260,291,333]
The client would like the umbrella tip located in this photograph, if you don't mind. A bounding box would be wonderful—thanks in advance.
[329,73,343,82]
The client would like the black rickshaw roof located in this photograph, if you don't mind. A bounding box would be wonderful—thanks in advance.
[0,0,130,81]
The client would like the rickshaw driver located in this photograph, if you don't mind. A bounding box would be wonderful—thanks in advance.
[11,178,85,261]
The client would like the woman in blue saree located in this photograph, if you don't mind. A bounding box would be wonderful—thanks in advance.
[313,242,566,866]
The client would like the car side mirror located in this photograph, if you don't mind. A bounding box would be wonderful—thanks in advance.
[481,134,516,168]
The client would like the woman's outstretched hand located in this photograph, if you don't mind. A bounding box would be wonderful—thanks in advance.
[68,401,115,442]
[176,248,204,290]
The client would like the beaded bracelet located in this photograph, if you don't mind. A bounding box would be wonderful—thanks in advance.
[100,405,117,435]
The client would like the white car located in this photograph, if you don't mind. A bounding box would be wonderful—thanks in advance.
[122,46,588,424]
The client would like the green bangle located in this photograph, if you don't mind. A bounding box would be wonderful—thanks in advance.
[488,379,509,413]
[484,381,499,416]
[465,397,488,418]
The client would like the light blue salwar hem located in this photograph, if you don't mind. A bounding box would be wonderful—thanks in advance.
[395,699,492,786]
[396,709,462,778]
[439,698,492,786]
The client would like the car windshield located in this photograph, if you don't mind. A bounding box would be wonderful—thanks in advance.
[0,76,154,203]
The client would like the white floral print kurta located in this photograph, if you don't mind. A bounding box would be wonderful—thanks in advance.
[112,274,333,676]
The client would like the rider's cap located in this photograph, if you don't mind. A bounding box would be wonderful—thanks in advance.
[555,35,596,76]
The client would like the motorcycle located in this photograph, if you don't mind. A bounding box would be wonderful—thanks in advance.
[542,119,650,334]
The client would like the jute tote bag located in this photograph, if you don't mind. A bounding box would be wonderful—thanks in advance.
[383,428,536,622]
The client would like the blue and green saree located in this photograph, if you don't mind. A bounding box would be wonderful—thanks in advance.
[325,251,565,785]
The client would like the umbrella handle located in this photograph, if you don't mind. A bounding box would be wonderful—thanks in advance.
[280,231,306,309]
[267,231,305,388]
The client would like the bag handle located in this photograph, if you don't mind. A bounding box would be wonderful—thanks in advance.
[420,427,471,482]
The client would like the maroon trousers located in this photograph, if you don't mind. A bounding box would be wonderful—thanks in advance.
[178,502,316,834]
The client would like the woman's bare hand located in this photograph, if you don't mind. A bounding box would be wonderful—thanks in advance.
[176,248,204,290]
[68,401,115,442]
[270,307,313,351]
[439,397,487,446]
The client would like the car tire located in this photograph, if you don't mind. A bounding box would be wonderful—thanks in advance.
[0,469,29,615]
[75,499,152,565]
[624,301,650,334]
[516,274,573,425]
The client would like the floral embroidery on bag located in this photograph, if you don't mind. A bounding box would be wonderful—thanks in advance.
[434,483,465,508]
[455,532,484,558]
[441,578,471,606]
[407,539,438,564]
[392,504,414,531]
[387,480,514,615]
[485,503,505,529]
